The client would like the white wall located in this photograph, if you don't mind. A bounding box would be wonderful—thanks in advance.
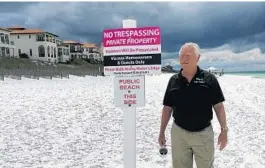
[10,34,37,58]
[10,34,58,62]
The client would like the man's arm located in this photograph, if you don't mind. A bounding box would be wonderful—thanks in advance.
[160,77,174,134]
[210,75,227,131]
[159,106,172,135]
[213,102,227,132]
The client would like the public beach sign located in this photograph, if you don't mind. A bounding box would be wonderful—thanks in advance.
[103,26,161,76]
[114,75,145,108]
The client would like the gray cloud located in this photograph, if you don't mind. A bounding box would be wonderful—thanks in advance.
[1,2,265,71]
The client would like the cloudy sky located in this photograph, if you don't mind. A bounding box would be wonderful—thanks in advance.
[1,2,265,72]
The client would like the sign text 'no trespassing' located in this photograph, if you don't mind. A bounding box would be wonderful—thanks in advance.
[103,26,161,76]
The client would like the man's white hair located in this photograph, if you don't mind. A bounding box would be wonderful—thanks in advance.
[179,42,200,57]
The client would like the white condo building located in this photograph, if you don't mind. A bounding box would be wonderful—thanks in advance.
[1,26,103,64]
[82,42,102,62]
[56,39,70,63]
[0,28,16,57]
[7,26,59,63]
[63,40,85,60]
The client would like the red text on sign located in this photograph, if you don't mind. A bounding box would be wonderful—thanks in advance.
[119,79,141,90]
[124,94,137,105]
[119,79,140,84]
[120,85,140,90]
[124,100,136,105]
[124,94,136,99]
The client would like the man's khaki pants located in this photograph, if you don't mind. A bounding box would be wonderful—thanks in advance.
[171,122,215,168]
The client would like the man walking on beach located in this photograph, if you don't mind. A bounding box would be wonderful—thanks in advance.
[158,42,228,168]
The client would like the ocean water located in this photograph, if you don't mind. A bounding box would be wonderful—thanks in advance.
[225,71,265,78]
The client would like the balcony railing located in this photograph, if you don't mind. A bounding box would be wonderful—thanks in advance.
[36,38,45,42]
[58,44,68,47]
[37,35,56,43]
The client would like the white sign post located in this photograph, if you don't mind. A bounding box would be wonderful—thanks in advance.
[102,19,161,168]
[121,19,137,168]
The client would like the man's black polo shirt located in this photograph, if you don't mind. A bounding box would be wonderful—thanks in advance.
[163,66,225,132]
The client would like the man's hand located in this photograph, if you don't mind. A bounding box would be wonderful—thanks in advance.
[217,131,228,151]
[158,133,166,147]
[158,106,172,147]
[213,102,228,151]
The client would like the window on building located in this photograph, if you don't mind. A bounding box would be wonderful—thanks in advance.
[58,48,62,56]
[47,46,50,57]
[89,48,93,53]
[17,35,20,39]
[37,34,45,41]
[54,47,56,58]
[70,45,75,52]
[29,35,31,39]
[0,33,4,43]
[38,45,45,57]
[18,49,21,56]
[6,48,10,56]
[1,47,5,56]
[30,49,32,56]
[4,34,9,44]
[51,46,54,57]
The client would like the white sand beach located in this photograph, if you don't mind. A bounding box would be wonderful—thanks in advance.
[0,74,264,168]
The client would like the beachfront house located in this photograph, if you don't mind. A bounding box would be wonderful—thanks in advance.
[63,40,85,60]
[83,42,102,63]
[7,26,59,63]
[57,39,70,63]
[0,28,16,57]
